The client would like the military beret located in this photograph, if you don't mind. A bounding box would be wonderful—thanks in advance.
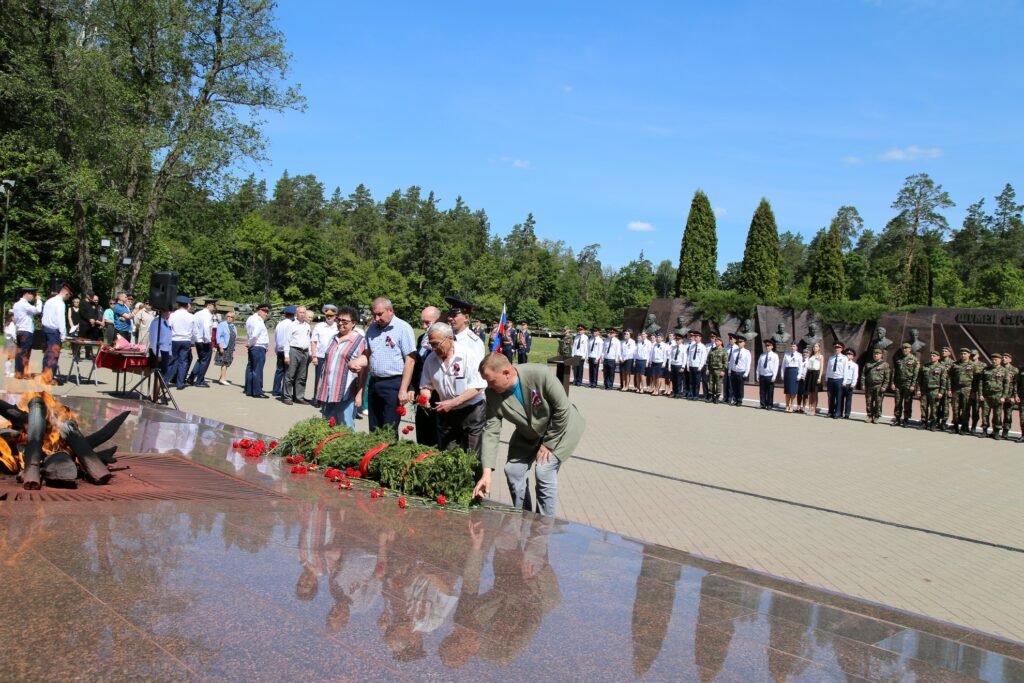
[872,347,883,354]
[941,346,951,352]
[958,347,970,354]
[991,353,1003,359]
[282,305,297,315]
[901,342,912,349]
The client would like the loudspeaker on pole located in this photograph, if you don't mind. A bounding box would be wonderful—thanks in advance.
[149,272,178,311]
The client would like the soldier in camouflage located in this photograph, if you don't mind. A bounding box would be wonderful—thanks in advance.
[1000,352,1018,439]
[980,353,1010,439]
[862,347,890,424]
[969,349,985,433]
[947,348,977,435]
[889,342,919,427]
[937,346,954,431]
[916,350,947,431]
[706,334,729,404]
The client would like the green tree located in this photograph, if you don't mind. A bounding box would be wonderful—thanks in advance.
[778,230,808,291]
[890,173,954,299]
[609,252,656,312]
[808,216,847,303]
[653,259,676,298]
[968,262,1024,308]
[737,198,781,298]
[907,250,931,305]
[675,190,718,296]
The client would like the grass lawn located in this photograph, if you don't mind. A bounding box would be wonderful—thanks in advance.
[526,336,560,363]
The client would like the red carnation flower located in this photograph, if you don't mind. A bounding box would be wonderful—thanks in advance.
[328,417,336,427]
[416,395,428,406]
[232,441,240,448]
[436,495,447,506]
[269,441,278,449]
[370,490,378,499]
[396,406,407,417]
[398,496,407,509]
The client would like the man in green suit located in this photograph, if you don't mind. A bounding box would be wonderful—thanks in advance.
[474,353,586,516]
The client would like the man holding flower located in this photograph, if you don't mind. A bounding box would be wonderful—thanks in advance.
[418,321,487,454]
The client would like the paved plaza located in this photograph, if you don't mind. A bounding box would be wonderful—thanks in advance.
[19,347,1024,646]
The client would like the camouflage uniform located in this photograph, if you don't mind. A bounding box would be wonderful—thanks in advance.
[969,353,986,432]
[1001,360,1018,437]
[916,355,947,431]
[938,349,955,429]
[980,357,1010,439]
[947,351,977,435]
[891,346,919,426]
[862,355,891,423]
[706,345,729,403]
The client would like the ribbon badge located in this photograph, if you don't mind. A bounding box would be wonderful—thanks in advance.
[385,335,395,348]
[531,390,542,407]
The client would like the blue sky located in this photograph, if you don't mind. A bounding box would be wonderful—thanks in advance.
[254,0,1023,271]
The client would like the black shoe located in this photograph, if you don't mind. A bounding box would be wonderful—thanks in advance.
[993,432,1001,440]
[195,381,210,388]
[281,398,293,405]
[294,399,308,405]
[1002,429,1009,438]
[255,394,269,399]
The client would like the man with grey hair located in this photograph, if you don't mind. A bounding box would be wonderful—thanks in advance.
[362,297,417,434]
[282,305,311,404]
[413,305,442,446]
[419,321,487,454]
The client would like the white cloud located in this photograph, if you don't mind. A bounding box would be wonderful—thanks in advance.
[511,159,530,169]
[713,207,727,218]
[841,156,864,165]
[879,145,943,162]
[627,221,655,232]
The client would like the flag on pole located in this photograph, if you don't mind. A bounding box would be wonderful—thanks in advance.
[490,304,507,353]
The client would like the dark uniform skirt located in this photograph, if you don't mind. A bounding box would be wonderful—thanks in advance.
[784,366,800,395]
[802,369,820,398]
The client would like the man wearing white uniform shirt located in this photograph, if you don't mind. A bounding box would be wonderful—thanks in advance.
[282,306,311,405]
[272,305,295,397]
[617,329,636,392]
[444,297,486,368]
[824,341,850,419]
[727,337,752,407]
[41,282,71,382]
[167,295,195,390]
[669,333,686,398]
[244,303,271,397]
[686,331,708,400]
[586,327,603,388]
[310,304,339,405]
[756,340,780,409]
[602,328,620,390]
[419,322,487,455]
[11,286,42,378]
[187,298,216,387]
[841,348,859,419]
[570,324,588,387]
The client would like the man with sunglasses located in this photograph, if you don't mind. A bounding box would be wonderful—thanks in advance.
[419,321,487,455]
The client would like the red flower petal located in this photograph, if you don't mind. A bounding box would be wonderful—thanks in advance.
[436,495,446,506]
[396,406,407,417]
[416,395,428,406]
[328,417,336,427]
[398,496,406,509]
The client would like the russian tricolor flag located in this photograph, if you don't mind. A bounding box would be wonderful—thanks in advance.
[491,304,507,352]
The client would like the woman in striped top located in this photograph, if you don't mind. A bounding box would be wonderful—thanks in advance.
[315,306,368,429]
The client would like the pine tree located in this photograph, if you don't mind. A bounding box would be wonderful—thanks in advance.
[809,214,849,303]
[908,251,931,305]
[675,190,718,296]
[737,198,782,299]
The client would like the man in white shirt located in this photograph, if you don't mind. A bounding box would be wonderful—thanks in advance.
[756,340,780,409]
[617,329,637,392]
[244,303,271,397]
[167,295,195,390]
[187,298,216,387]
[40,282,71,383]
[570,324,588,387]
[587,327,603,388]
[602,328,620,390]
[686,331,709,400]
[669,333,686,398]
[11,286,42,378]
[824,341,850,419]
[272,306,295,396]
[282,306,311,405]
[445,297,486,369]
[841,348,859,419]
[310,304,339,404]
[419,321,487,454]
[727,337,752,407]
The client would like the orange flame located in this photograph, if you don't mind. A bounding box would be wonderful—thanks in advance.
[0,438,21,473]
[14,383,80,456]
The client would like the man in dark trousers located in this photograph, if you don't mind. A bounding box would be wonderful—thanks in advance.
[412,305,441,447]
[515,321,532,364]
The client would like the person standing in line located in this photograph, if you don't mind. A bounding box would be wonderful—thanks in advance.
[938,346,955,431]
[316,306,367,429]
[187,298,216,387]
[310,305,339,404]
[649,332,672,396]
[795,348,811,413]
[516,322,532,364]
[980,353,1009,439]
[968,349,985,434]
[11,286,42,378]
[841,348,859,419]
[916,349,947,431]
[272,305,296,397]
[947,348,976,435]
[1000,352,1018,439]
[502,319,516,364]
[668,332,686,398]
[167,295,195,391]
[617,329,636,392]
[282,306,312,404]
[727,337,751,406]
[602,328,620,390]
[633,330,651,393]
[586,327,603,388]
[40,282,71,383]
[77,293,99,359]
[111,292,132,341]
[686,331,708,400]
[214,311,238,385]
[706,334,728,404]
[67,295,81,342]
[890,342,920,427]
[244,303,271,398]
[678,331,692,398]
[102,299,117,345]
[803,342,824,416]
[570,324,588,387]
[756,340,779,409]
[362,297,417,435]
[862,347,891,424]
[782,342,803,412]
[824,342,849,419]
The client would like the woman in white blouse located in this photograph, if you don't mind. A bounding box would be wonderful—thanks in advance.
[618,329,637,392]
[803,342,824,415]
[782,342,804,412]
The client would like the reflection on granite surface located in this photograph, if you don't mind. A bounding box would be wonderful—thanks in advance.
[1,396,1022,681]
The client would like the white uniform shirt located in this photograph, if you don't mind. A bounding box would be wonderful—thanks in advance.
[168,308,195,342]
[454,327,486,368]
[843,359,859,387]
[669,342,685,367]
[635,339,653,362]
[284,321,311,357]
[275,318,293,353]
[41,295,68,339]
[246,313,269,348]
[12,297,42,333]
[603,337,620,361]
[587,336,603,360]
[192,308,214,343]
[728,346,752,377]
[756,352,779,381]
[311,321,337,359]
[650,341,670,365]
[825,353,848,380]
[4,320,16,344]
[420,349,486,405]
[571,333,589,358]
[783,351,804,372]
[618,338,636,363]
[687,341,708,370]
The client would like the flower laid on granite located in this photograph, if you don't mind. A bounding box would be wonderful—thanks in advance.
[285,455,304,464]
[269,441,278,449]
[436,495,446,506]
[396,406,407,417]
[290,465,308,474]
[323,468,342,479]
[398,496,406,509]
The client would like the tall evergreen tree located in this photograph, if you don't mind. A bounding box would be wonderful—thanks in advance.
[809,218,847,303]
[737,198,782,299]
[890,173,953,299]
[675,190,718,296]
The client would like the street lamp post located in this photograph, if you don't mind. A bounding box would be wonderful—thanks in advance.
[0,179,15,313]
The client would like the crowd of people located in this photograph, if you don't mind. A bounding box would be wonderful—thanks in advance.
[564,325,1024,441]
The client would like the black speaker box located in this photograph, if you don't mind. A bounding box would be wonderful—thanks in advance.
[149,272,178,311]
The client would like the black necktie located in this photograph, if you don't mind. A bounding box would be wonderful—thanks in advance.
[832,356,838,372]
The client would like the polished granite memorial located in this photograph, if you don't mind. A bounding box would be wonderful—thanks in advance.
[1,395,1022,681]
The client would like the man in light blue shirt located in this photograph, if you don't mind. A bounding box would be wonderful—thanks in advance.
[363,297,417,434]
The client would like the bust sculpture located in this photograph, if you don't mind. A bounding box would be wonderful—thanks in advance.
[800,322,822,349]
[644,313,662,336]
[770,322,791,347]
[908,328,925,353]
[737,318,758,342]
[869,326,893,351]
